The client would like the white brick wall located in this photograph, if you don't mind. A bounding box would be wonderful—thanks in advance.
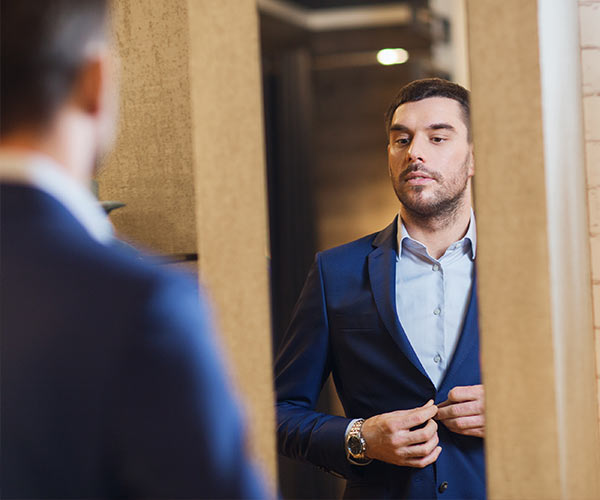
[580,2,600,49]
[578,0,600,426]
[581,49,600,95]
[584,96,600,140]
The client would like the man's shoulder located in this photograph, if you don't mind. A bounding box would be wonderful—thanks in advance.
[95,242,195,287]
[2,201,202,336]
[319,231,378,261]
[317,218,396,265]
[76,240,202,317]
[2,182,197,302]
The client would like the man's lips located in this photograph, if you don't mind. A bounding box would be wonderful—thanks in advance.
[404,172,435,185]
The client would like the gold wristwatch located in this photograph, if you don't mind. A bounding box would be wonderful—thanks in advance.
[346,418,371,464]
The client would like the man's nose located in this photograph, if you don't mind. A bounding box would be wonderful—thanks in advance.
[407,136,426,163]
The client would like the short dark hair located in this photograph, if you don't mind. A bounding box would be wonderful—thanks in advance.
[1,0,109,136]
[384,78,471,140]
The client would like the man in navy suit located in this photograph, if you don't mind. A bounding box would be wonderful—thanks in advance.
[276,79,485,499]
[0,1,266,498]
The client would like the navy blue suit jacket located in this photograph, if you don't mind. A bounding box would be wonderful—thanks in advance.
[1,184,266,499]
[275,218,485,499]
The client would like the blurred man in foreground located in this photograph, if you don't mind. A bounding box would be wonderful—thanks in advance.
[0,1,266,497]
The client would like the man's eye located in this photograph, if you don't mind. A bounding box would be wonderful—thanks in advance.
[396,138,410,145]
[431,137,445,143]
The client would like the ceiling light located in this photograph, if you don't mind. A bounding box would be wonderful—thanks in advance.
[376,48,409,66]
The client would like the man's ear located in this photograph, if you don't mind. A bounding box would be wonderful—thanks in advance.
[71,55,104,116]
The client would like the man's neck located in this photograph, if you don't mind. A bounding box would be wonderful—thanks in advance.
[400,202,472,260]
[0,113,95,187]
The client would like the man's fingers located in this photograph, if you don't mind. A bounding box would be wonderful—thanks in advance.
[402,446,442,469]
[366,402,437,437]
[436,385,484,413]
[380,400,435,430]
[362,402,446,467]
[390,419,436,449]
[399,402,438,430]
[399,429,439,458]
[460,427,485,438]
[436,400,483,421]
[404,418,437,446]
[439,415,484,433]
[446,384,484,404]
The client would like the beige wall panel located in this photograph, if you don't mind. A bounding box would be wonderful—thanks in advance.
[101,0,276,489]
[186,0,276,488]
[467,1,560,497]
[98,0,197,254]
[468,0,600,498]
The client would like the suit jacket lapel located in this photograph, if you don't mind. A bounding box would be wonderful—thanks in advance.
[368,217,430,381]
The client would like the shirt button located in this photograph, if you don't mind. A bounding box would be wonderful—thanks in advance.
[432,263,440,272]
[439,481,449,493]
[433,354,442,364]
[433,307,441,315]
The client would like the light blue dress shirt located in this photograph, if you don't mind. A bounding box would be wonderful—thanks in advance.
[395,212,476,389]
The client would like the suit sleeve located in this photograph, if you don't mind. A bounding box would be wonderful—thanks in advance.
[275,253,353,478]
[109,274,268,499]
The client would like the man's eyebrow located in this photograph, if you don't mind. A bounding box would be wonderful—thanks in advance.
[389,123,457,133]
[428,123,456,132]
[389,124,411,133]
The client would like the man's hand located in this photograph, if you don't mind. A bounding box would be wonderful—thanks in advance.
[436,385,485,438]
[361,400,441,468]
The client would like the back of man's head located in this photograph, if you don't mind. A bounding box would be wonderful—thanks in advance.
[385,78,471,140]
[1,0,109,137]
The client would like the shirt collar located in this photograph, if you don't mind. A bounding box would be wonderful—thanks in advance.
[0,151,114,244]
[397,209,477,261]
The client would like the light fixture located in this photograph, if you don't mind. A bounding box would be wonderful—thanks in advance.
[376,48,409,66]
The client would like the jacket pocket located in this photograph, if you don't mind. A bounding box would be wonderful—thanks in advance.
[332,312,381,331]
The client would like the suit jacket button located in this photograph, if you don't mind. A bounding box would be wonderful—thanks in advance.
[438,481,449,493]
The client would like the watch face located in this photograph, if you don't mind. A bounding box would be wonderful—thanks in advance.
[348,435,362,455]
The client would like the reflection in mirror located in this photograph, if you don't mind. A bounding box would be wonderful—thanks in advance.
[259,1,470,498]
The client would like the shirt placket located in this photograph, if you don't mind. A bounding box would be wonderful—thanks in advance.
[432,259,446,382]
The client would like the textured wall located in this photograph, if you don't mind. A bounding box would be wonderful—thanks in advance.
[467,2,559,496]
[467,0,599,498]
[186,0,276,489]
[578,0,600,429]
[98,0,276,490]
[98,0,197,254]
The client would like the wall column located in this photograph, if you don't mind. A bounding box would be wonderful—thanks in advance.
[186,0,276,488]
[99,0,276,489]
[466,1,600,498]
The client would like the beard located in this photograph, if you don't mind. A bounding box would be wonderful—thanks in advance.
[393,155,471,220]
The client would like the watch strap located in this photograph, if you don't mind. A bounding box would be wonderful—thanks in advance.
[345,418,372,465]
